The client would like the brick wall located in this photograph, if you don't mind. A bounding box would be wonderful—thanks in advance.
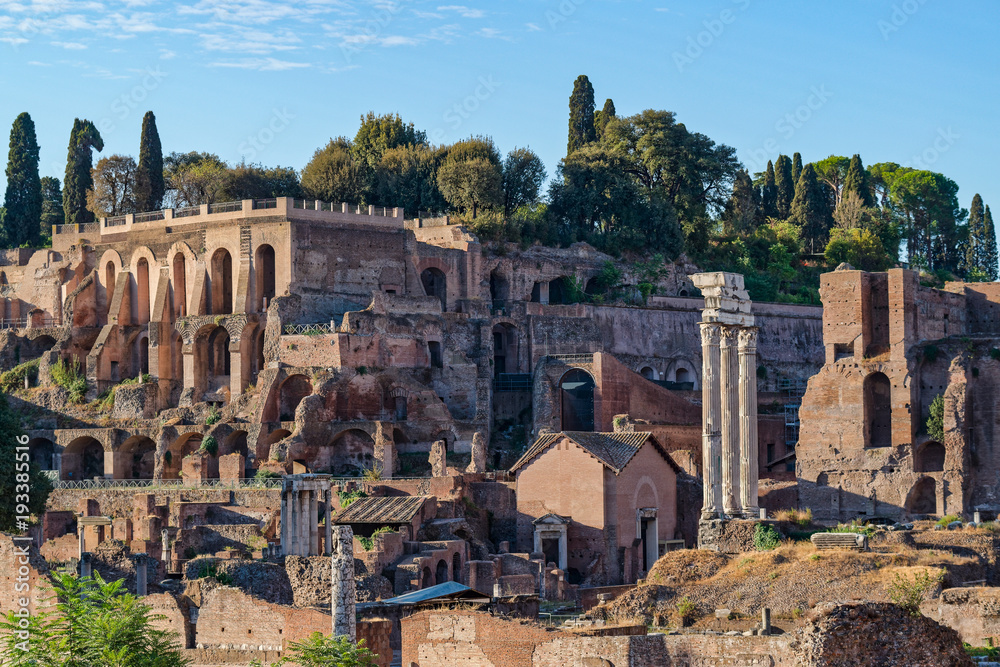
[195,585,330,650]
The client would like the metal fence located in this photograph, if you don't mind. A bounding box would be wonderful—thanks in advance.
[106,216,127,227]
[52,477,284,490]
[0,318,59,330]
[493,373,532,392]
[208,201,244,214]
[134,210,165,223]
[252,198,277,210]
[282,322,337,335]
[174,206,200,218]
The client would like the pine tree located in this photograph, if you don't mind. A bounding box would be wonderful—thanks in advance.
[843,154,873,208]
[63,119,104,226]
[792,152,803,184]
[789,163,831,253]
[567,75,596,156]
[594,98,616,139]
[2,113,42,247]
[722,169,759,234]
[133,111,164,212]
[985,205,999,281]
[774,154,794,218]
[761,160,777,219]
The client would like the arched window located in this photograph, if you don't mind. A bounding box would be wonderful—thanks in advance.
[172,253,187,318]
[640,366,655,380]
[210,249,233,315]
[560,369,595,431]
[136,258,150,325]
[421,268,447,311]
[255,245,276,312]
[864,372,892,448]
[906,477,937,516]
[436,559,449,584]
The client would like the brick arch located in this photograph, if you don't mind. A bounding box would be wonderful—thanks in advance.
[166,241,198,319]
[127,247,158,326]
[665,357,699,388]
[632,477,660,510]
[204,238,242,315]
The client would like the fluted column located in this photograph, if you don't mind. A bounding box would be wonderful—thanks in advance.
[324,488,333,556]
[739,327,760,517]
[310,489,320,556]
[700,323,722,519]
[299,490,310,556]
[720,326,741,517]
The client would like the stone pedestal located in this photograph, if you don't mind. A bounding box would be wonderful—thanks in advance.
[331,525,356,640]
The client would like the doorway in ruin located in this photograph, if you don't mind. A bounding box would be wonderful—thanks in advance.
[436,559,449,584]
[560,369,595,431]
[452,553,461,583]
[172,253,187,318]
[210,249,233,315]
[906,477,937,516]
[121,436,157,479]
[255,244,276,312]
[421,268,447,311]
[492,323,519,378]
[207,326,231,391]
[915,441,946,473]
[28,438,56,470]
[329,429,375,476]
[62,437,105,481]
[864,372,892,448]
[135,258,150,325]
[103,261,116,322]
[279,375,312,421]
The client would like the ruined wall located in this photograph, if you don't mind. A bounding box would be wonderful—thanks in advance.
[194,585,330,650]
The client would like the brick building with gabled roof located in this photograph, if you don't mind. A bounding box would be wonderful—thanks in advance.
[511,431,680,586]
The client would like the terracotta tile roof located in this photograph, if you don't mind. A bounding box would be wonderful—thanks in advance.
[333,495,428,524]
[510,431,674,475]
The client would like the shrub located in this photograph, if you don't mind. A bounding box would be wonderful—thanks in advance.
[338,490,367,508]
[199,435,218,457]
[926,394,944,442]
[205,405,221,425]
[51,358,87,403]
[0,357,40,393]
[828,522,876,538]
[753,523,781,551]
[675,596,698,625]
[888,570,942,616]
[250,632,377,667]
[196,561,233,586]
[357,526,393,551]
[254,469,281,481]
[935,514,961,528]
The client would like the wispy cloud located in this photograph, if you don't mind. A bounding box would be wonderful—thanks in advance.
[437,5,484,19]
[209,56,311,71]
[51,40,86,48]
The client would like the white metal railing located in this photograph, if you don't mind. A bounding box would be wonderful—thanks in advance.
[52,477,283,490]
[208,201,243,214]
[134,210,165,223]
[106,216,127,227]
[282,322,337,335]
[174,206,200,218]
[252,198,277,210]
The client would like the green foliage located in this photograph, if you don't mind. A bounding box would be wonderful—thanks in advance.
[722,169,760,235]
[63,118,104,226]
[792,152,803,184]
[965,194,998,281]
[888,569,943,616]
[501,147,545,217]
[965,644,1000,659]
[196,561,234,585]
[567,74,596,156]
[87,154,137,219]
[761,160,778,219]
[3,112,42,247]
[0,357,40,393]
[250,633,377,667]
[205,406,221,426]
[887,167,965,273]
[594,98,616,140]
[790,163,832,253]
[935,514,961,528]
[827,522,876,538]
[0,572,188,666]
[352,111,427,172]
[357,526,394,551]
[134,111,165,211]
[927,394,945,442]
[437,137,503,218]
[753,523,781,551]
[254,468,281,481]
[824,228,892,272]
[338,489,367,508]
[373,143,446,215]
[198,435,218,457]
[774,154,794,218]
[675,596,698,624]
[0,393,52,530]
[40,176,63,241]
[51,358,87,403]
[843,154,873,207]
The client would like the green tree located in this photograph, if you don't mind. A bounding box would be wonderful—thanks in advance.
[0,572,187,666]
[567,74,596,155]
[789,163,831,253]
[163,152,229,207]
[774,155,794,218]
[761,160,778,219]
[40,176,63,239]
[926,394,944,442]
[0,393,51,531]
[373,144,446,215]
[133,111,165,212]
[843,154,873,207]
[300,139,366,205]
[437,158,502,219]
[3,113,42,247]
[824,228,892,272]
[501,147,546,217]
[223,163,301,200]
[792,152,803,184]
[250,633,376,667]
[985,205,999,281]
[813,155,850,209]
[594,98,616,139]
[87,154,137,219]
[63,119,104,225]
[889,169,965,271]
[352,112,427,171]
[867,161,901,208]
[722,169,759,235]
[966,194,990,280]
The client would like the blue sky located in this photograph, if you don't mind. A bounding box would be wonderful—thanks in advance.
[0,0,996,220]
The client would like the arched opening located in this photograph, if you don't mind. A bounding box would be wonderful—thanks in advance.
[255,244,276,312]
[120,436,156,479]
[27,438,55,470]
[864,372,892,448]
[253,329,266,381]
[906,477,937,516]
[422,566,432,588]
[548,278,568,305]
[640,366,655,381]
[393,428,407,447]
[560,369,595,431]
[452,552,462,584]
[210,248,233,315]
[675,367,691,384]
[420,267,447,311]
[387,388,408,421]
[164,432,203,479]
[489,270,508,308]
[428,341,443,369]
[435,559,449,584]
[135,258,150,325]
[915,441,946,473]
[225,430,249,457]
[280,374,312,421]
[208,326,231,382]
[329,429,375,476]
[62,437,105,481]
[170,331,184,382]
[132,335,149,377]
[172,253,187,318]
[104,261,116,320]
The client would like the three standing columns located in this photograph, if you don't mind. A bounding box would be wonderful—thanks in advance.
[280,475,333,556]
[699,322,759,519]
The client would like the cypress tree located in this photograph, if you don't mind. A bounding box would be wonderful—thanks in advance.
[134,111,164,212]
[3,113,42,247]
[792,152,803,184]
[965,193,986,278]
[63,119,104,225]
[40,176,63,239]
[985,204,999,281]
[789,163,830,253]
[594,98,616,140]
[761,160,778,220]
[774,155,794,218]
[567,75,596,156]
[722,169,759,234]
[843,154,873,208]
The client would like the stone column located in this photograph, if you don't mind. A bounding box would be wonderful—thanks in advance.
[161,529,171,572]
[80,552,92,578]
[738,327,760,517]
[700,323,722,519]
[280,489,289,556]
[78,526,86,559]
[310,489,320,556]
[298,489,310,556]
[133,553,148,596]
[557,527,568,572]
[331,525,356,640]
[720,326,741,517]
[324,488,333,556]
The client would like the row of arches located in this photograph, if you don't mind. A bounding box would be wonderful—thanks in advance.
[421,553,463,589]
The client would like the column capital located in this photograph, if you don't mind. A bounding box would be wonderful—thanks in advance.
[737,326,759,350]
[699,322,722,346]
[719,325,739,347]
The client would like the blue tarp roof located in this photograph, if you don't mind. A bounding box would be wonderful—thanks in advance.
[375,581,481,606]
